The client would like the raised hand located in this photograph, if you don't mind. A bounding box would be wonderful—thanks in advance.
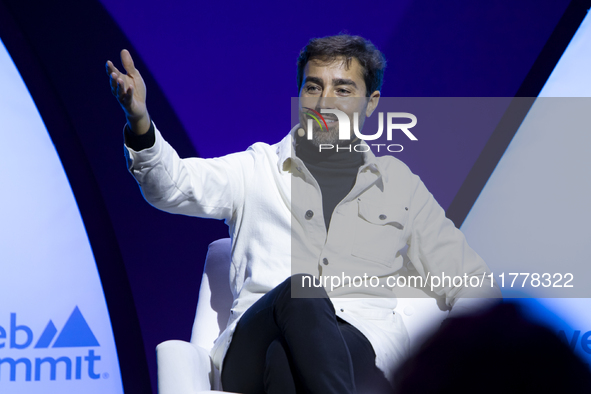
[106,49,150,135]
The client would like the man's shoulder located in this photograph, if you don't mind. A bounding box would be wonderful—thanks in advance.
[221,133,286,156]
[247,138,286,152]
[373,153,414,177]
[244,131,292,161]
[370,153,427,197]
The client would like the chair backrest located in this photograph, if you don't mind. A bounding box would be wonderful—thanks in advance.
[190,238,234,351]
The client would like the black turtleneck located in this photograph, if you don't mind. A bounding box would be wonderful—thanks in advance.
[295,135,364,231]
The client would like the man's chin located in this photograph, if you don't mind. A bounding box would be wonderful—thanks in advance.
[309,128,352,147]
[310,137,355,149]
[311,135,338,148]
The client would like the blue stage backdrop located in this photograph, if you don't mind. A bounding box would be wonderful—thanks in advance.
[0,0,582,392]
[462,8,591,365]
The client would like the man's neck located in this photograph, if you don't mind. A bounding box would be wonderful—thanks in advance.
[295,135,363,167]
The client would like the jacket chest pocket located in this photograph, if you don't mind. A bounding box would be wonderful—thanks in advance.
[351,198,407,267]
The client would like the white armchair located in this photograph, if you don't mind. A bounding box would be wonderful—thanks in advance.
[156,238,450,394]
[157,238,234,394]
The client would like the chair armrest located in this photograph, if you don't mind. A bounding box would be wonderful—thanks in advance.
[157,340,213,394]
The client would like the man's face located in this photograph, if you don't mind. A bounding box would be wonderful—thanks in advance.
[298,57,380,147]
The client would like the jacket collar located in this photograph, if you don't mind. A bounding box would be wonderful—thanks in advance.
[276,124,384,179]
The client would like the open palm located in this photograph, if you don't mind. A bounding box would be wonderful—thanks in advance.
[106,49,150,133]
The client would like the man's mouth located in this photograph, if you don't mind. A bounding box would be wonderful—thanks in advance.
[301,108,339,130]
[313,115,338,124]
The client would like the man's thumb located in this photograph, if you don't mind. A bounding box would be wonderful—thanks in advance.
[120,49,138,76]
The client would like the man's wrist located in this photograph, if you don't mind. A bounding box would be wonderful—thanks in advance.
[126,113,151,136]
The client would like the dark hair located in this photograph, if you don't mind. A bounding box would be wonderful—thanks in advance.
[296,34,386,97]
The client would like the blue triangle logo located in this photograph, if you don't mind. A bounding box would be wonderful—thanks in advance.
[52,306,99,348]
[35,320,58,348]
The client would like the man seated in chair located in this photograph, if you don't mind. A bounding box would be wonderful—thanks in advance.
[106,34,501,394]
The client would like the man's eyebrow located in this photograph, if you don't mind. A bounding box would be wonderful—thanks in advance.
[303,76,324,87]
[303,76,358,89]
[333,78,357,89]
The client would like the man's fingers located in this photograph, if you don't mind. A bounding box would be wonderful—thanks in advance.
[115,78,134,108]
[107,50,143,113]
[115,78,124,97]
[126,85,134,105]
[106,60,122,77]
[107,60,124,95]
[120,77,129,96]
[112,76,123,97]
[120,49,138,76]
[117,81,126,103]
[109,72,119,92]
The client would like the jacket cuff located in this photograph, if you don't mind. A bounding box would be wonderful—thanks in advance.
[124,121,156,151]
[123,122,164,175]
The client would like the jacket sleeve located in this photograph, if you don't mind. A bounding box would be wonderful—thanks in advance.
[123,122,253,221]
[405,173,502,316]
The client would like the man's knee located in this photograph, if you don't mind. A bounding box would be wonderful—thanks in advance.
[265,338,289,368]
[273,274,333,318]
[288,273,330,299]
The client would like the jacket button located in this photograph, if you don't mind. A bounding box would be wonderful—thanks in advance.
[404,306,415,316]
[379,214,387,220]
[305,210,314,219]
[323,258,329,265]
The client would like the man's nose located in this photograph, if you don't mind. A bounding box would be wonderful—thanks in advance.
[316,93,337,110]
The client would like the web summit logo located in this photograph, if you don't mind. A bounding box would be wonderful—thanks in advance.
[302,108,417,152]
[0,306,102,382]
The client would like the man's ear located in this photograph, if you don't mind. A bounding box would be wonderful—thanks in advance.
[365,91,381,117]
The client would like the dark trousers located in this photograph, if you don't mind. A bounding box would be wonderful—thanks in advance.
[221,274,393,394]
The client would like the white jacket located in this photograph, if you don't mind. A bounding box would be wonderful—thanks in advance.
[124,123,501,384]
